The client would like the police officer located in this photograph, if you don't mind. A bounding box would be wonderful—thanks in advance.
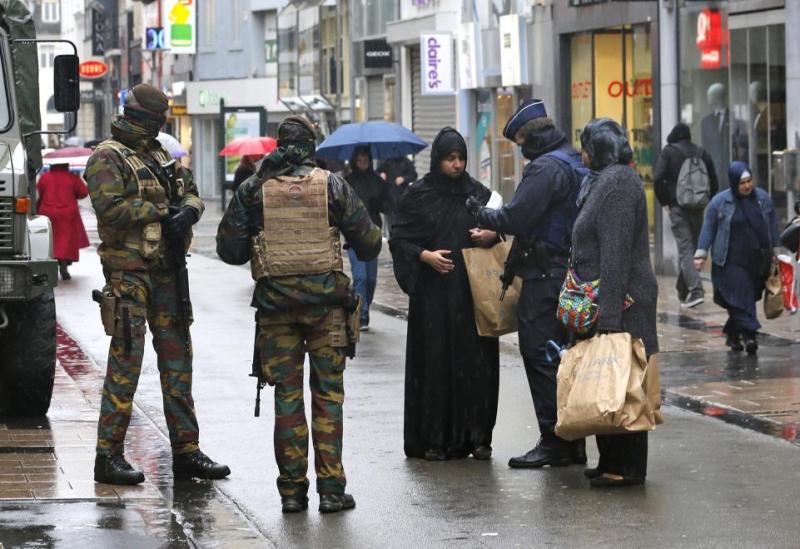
[467,100,586,468]
[86,83,230,485]
[216,116,381,514]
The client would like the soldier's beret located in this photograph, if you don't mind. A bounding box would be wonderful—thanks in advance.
[129,83,169,115]
[502,99,547,140]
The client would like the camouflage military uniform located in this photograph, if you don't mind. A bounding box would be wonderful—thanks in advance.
[86,131,204,458]
[217,153,381,499]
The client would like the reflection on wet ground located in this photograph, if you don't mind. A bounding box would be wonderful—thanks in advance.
[0,324,267,547]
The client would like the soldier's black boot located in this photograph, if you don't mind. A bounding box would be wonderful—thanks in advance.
[319,493,356,513]
[94,454,145,485]
[570,438,587,465]
[508,435,572,469]
[281,495,309,513]
[172,450,231,480]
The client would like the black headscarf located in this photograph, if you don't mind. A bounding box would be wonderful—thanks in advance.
[389,127,491,293]
[667,123,692,144]
[426,127,471,193]
[579,118,633,171]
[729,161,769,248]
[576,118,633,208]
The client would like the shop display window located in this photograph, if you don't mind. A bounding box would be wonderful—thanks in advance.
[679,5,787,219]
[569,24,655,228]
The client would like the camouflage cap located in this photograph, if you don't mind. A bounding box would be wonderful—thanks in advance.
[128,83,169,115]
[278,115,318,143]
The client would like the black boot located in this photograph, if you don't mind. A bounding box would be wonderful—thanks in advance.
[173,450,230,480]
[569,439,587,465]
[508,436,572,469]
[94,454,145,485]
[58,260,71,281]
[281,495,309,513]
[744,334,758,355]
[726,333,744,352]
[319,493,356,513]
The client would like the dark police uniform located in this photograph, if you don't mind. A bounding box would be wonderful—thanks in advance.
[471,99,587,467]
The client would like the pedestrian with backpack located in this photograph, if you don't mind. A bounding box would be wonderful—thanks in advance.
[654,123,719,308]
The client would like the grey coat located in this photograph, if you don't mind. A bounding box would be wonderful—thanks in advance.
[571,164,659,355]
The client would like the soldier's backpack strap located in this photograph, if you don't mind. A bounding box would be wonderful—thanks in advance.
[96,140,158,193]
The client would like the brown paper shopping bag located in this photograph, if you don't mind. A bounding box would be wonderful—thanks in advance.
[555,332,657,441]
[462,240,522,337]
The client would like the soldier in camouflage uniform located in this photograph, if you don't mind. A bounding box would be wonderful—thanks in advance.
[86,83,230,485]
[216,116,381,513]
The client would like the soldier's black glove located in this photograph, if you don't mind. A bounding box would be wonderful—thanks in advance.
[163,206,199,239]
[465,196,483,219]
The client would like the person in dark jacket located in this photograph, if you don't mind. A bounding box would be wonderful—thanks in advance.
[232,154,262,193]
[654,123,719,308]
[378,155,418,209]
[466,99,586,469]
[694,161,780,354]
[346,146,391,330]
[390,127,500,461]
[572,118,659,487]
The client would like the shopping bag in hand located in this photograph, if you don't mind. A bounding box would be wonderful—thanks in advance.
[462,240,521,337]
[555,332,658,441]
[763,263,784,320]
[778,255,798,313]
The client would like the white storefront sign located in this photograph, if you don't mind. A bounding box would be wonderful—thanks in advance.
[499,14,528,87]
[420,33,454,95]
[187,78,285,115]
[163,0,197,54]
[457,22,482,90]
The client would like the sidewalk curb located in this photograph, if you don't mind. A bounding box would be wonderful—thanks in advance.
[664,391,799,447]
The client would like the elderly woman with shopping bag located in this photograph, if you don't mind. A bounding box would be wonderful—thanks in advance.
[558,118,659,488]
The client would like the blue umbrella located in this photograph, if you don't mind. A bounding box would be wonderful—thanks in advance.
[316,121,427,161]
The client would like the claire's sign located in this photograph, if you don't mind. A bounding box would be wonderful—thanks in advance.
[420,34,454,96]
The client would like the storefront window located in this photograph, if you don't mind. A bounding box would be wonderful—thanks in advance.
[570,33,593,148]
[352,0,396,40]
[277,6,298,98]
[476,90,493,188]
[298,7,320,96]
[496,91,516,202]
[569,24,654,227]
[680,6,787,219]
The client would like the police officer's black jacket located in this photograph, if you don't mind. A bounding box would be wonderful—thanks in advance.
[477,126,581,279]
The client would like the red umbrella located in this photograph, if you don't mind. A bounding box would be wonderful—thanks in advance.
[43,146,93,159]
[218,136,277,157]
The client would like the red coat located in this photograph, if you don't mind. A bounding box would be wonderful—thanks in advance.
[36,168,90,261]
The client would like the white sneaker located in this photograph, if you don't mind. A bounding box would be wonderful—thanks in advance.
[681,296,704,308]
[360,324,370,332]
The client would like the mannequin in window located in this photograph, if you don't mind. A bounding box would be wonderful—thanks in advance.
[701,83,748,188]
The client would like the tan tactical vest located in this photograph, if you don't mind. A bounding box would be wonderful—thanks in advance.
[250,168,343,280]
[95,140,186,260]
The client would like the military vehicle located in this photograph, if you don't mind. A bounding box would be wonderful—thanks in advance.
[0,0,80,415]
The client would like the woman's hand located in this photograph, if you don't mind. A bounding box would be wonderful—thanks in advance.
[420,249,454,275]
[469,228,497,248]
[694,258,705,271]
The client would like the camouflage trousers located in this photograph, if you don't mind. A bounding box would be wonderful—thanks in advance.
[96,269,200,456]
[257,306,348,497]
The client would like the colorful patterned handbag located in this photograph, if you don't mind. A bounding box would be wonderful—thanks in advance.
[557,267,634,334]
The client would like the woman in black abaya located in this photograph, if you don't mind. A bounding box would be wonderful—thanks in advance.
[389,127,500,461]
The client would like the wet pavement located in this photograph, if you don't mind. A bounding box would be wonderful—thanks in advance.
[3,200,800,547]
[192,200,800,446]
